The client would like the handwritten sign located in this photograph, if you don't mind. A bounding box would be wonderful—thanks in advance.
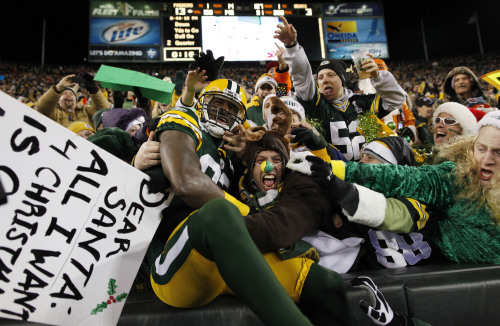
[0,91,171,325]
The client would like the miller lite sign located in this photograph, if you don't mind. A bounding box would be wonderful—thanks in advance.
[100,20,151,44]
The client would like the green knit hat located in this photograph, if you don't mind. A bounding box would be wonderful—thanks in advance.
[92,108,111,130]
[87,127,140,163]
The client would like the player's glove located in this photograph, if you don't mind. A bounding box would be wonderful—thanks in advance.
[144,166,170,193]
[188,49,224,81]
[173,70,185,94]
[350,276,406,326]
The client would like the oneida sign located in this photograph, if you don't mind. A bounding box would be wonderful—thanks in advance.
[90,1,161,17]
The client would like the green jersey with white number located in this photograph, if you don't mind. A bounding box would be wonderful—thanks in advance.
[155,107,234,206]
[299,91,386,161]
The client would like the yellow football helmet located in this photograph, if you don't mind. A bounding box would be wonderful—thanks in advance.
[196,79,247,138]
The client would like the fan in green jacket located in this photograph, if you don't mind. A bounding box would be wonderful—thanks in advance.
[288,110,500,265]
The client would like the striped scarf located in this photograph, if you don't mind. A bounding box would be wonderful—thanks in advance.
[238,169,283,212]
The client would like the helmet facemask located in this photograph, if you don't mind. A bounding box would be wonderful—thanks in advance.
[199,93,246,138]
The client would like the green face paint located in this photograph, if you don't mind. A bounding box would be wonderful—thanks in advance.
[260,161,274,173]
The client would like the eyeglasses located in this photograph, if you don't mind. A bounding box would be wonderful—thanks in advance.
[434,117,458,125]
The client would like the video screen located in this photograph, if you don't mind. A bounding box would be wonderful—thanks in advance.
[201,16,284,61]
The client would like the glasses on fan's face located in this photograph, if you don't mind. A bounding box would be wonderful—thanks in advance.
[434,117,458,125]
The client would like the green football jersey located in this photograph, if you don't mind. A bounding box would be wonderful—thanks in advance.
[155,107,234,193]
[299,91,386,161]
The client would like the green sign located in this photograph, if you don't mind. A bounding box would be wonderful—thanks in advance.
[94,65,175,104]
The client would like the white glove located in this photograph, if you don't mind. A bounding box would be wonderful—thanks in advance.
[350,276,396,325]
[286,151,313,175]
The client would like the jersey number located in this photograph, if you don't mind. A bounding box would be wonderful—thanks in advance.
[199,154,231,189]
[329,120,365,161]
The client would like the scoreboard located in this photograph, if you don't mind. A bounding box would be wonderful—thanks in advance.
[165,3,319,17]
[89,2,388,62]
[162,3,321,61]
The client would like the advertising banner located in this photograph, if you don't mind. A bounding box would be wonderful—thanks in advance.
[90,1,161,18]
[89,1,162,62]
[322,18,389,59]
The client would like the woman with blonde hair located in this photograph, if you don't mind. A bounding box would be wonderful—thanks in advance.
[289,110,500,264]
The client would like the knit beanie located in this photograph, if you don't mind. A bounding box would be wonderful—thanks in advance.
[92,108,110,129]
[63,87,77,100]
[87,127,141,163]
[362,136,415,166]
[432,102,477,136]
[67,121,95,134]
[255,74,278,93]
[316,59,347,86]
[280,96,305,122]
[476,110,500,133]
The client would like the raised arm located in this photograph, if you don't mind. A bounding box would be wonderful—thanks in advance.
[274,16,316,101]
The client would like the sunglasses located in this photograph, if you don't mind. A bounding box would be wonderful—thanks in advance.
[434,117,458,125]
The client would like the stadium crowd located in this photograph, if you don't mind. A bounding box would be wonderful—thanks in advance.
[2,51,499,110]
[1,17,500,325]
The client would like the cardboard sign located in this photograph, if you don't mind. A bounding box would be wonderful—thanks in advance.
[94,65,175,104]
[0,91,171,325]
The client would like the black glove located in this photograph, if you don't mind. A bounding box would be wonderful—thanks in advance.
[305,155,359,215]
[173,70,185,94]
[148,115,162,135]
[113,90,125,108]
[78,73,99,94]
[291,127,328,151]
[350,276,406,326]
[133,87,152,120]
[188,49,224,81]
[144,166,170,193]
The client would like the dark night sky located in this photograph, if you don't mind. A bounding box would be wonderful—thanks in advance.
[4,0,499,65]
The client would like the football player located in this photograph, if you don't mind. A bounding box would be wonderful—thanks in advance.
[147,78,318,325]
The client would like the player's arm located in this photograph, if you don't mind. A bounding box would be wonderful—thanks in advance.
[159,129,224,208]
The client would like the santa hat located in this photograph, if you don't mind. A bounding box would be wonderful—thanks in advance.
[432,102,477,136]
[265,61,279,72]
[476,110,500,133]
[255,74,277,92]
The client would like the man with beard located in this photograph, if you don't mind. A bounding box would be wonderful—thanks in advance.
[438,66,498,112]
[36,73,110,128]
